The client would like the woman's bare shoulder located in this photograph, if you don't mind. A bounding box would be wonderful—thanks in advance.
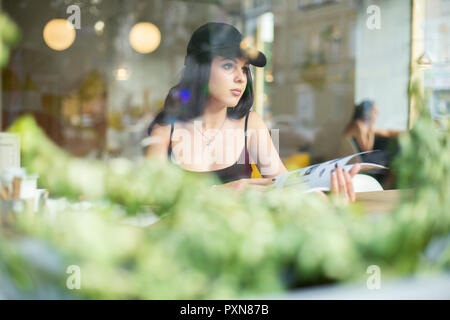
[148,123,172,148]
[247,111,267,129]
[146,123,172,159]
[149,122,172,138]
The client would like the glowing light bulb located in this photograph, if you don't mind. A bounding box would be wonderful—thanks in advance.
[43,19,76,51]
[129,22,161,54]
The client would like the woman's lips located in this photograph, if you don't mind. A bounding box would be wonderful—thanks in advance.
[231,89,242,96]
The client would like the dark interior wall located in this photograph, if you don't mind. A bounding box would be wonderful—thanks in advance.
[1,0,237,156]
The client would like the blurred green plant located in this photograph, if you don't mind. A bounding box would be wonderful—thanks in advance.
[1,111,449,299]
[0,11,20,67]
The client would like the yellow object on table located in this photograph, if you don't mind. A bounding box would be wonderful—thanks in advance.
[250,152,311,178]
[283,152,310,171]
[251,163,262,178]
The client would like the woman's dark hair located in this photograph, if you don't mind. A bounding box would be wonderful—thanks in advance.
[147,53,254,135]
[147,22,266,135]
[352,100,375,122]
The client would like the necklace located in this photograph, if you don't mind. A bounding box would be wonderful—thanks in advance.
[194,117,227,147]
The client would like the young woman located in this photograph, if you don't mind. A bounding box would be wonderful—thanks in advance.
[344,100,403,152]
[146,22,360,201]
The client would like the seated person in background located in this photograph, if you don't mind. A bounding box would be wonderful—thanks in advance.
[344,100,404,187]
[344,100,402,153]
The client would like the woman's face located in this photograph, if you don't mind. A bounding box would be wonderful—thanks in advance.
[208,55,249,108]
[371,105,378,123]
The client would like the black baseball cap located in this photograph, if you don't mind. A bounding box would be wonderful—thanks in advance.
[185,22,267,67]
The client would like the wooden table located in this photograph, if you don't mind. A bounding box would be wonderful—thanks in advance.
[355,189,410,213]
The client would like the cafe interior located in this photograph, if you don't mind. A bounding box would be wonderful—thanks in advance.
[0,0,449,300]
[1,0,449,164]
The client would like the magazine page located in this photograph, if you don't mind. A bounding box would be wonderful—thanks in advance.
[273,151,387,191]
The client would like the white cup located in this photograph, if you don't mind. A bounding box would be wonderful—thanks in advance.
[19,174,39,199]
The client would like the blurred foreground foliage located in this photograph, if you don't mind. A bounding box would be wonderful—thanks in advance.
[0,11,20,67]
[0,114,449,299]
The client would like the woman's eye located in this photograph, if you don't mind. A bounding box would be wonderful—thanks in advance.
[223,63,234,70]
[242,67,249,73]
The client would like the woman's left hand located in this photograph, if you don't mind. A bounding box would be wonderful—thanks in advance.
[330,163,361,203]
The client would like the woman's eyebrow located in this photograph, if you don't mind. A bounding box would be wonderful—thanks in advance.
[220,57,250,66]
[220,57,237,62]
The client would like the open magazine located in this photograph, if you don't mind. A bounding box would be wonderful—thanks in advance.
[272,151,387,192]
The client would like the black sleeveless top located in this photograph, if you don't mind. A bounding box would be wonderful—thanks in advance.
[168,113,252,184]
[351,137,389,166]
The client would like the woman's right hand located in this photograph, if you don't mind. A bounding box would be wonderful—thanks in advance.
[213,178,275,193]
